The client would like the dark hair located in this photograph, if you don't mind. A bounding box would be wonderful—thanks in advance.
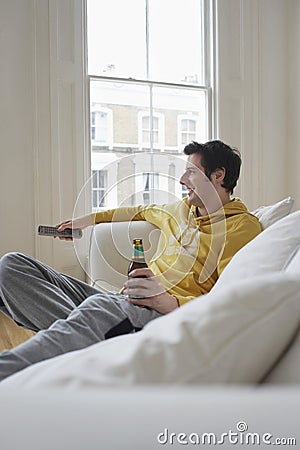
[183,140,241,194]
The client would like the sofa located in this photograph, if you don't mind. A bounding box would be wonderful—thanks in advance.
[0,197,300,450]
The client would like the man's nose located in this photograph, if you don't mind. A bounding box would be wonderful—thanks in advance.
[180,172,187,185]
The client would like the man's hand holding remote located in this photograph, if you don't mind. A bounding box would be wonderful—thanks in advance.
[56,215,93,241]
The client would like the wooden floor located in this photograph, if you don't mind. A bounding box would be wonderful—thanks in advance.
[0,311,35,352]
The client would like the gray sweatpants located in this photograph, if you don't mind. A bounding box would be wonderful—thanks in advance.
[0,252,161,382]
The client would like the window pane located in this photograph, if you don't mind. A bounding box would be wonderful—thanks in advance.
[152,117,159,129]
[182,184,188,199]
[87,0,146,79]
[99,171,106,188]
[152,86,208,151]
[148,0,204,84]
[153,131,159,143]
[87,0,205,85]
[92,170,97,188]
[153,173,159,189]
[143,173,150,190]
[142,130,150,143]
[142,116,150,129]
[98,192,105,207]
[182,134,188,145]
[143,192,150,205]
[92,170,107,209]
[91,79,150,151]
[189,120,196,132]
[181,119,188,131]
[92,190,98,208]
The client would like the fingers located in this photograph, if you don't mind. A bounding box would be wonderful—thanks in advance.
[56,220,73,240]
[53,220,74,240]
[54,235,73,241]
[123,278,149,299]
[56,221,72,232]
[128,268,154,278]
[123,276,166,299]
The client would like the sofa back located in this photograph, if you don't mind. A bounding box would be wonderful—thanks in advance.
[88,221,160,292]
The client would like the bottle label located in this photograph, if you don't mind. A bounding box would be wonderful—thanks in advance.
[132,246,145,260]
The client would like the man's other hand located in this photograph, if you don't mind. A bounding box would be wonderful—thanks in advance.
[123,268,179,314]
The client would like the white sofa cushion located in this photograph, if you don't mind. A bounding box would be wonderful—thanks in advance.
[2,272,300,389]
[263,327,300,384]
[211,210,300,384]
[214,210,300,292]
[284,243,300,276]
[251,196,294,229]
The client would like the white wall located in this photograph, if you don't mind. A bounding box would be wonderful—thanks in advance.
[258,0,288,205]
[0,0,299,274]
[0,0,36,256]
[216,0,291,209]
[287,0,300,210]
[0,0,88,279]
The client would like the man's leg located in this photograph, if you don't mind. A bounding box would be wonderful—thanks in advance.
[0,252,100,331]
[0,293,161,381]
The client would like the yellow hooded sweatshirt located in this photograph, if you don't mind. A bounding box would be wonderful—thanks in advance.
[92,198,261,306]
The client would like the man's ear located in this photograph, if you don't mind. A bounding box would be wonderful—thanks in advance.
[213,167,226,183]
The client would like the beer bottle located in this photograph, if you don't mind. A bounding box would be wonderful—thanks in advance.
[128,238,148,276]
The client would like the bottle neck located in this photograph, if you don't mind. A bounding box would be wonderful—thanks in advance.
[132,245,145,262]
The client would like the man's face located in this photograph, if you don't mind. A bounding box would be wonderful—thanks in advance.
[180,153,216,208]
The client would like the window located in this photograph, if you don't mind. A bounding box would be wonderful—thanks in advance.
[91,106,113,148]
[138,112,164,150]
[143,172,159,204]
[182,118,196,144]
[179,117,196,145]
[87,0,212,208]
[92,170,107,210]
[142,115,158,145]
[181,184,188,199]
[178,114,204,149]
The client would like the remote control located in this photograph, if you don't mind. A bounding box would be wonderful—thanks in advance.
[38,225,83,239]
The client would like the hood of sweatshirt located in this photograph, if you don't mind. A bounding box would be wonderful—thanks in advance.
[188,197,253,226]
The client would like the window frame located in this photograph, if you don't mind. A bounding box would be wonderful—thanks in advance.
[87,0,213,209]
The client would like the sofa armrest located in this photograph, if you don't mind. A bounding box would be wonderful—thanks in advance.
[88,221,161,292]
[1,387,299,449]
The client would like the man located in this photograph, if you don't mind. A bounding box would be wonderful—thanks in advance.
[0,140,261,381]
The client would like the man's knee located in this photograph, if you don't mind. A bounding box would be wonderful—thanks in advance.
[0,252,25,284]
[78,292,126,312]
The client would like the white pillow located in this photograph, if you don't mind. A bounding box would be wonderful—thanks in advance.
[285,244,300,276]
[251,196,293,229]
[263,327,300,384]
[2,272,300,389]
[214,210,300,291]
